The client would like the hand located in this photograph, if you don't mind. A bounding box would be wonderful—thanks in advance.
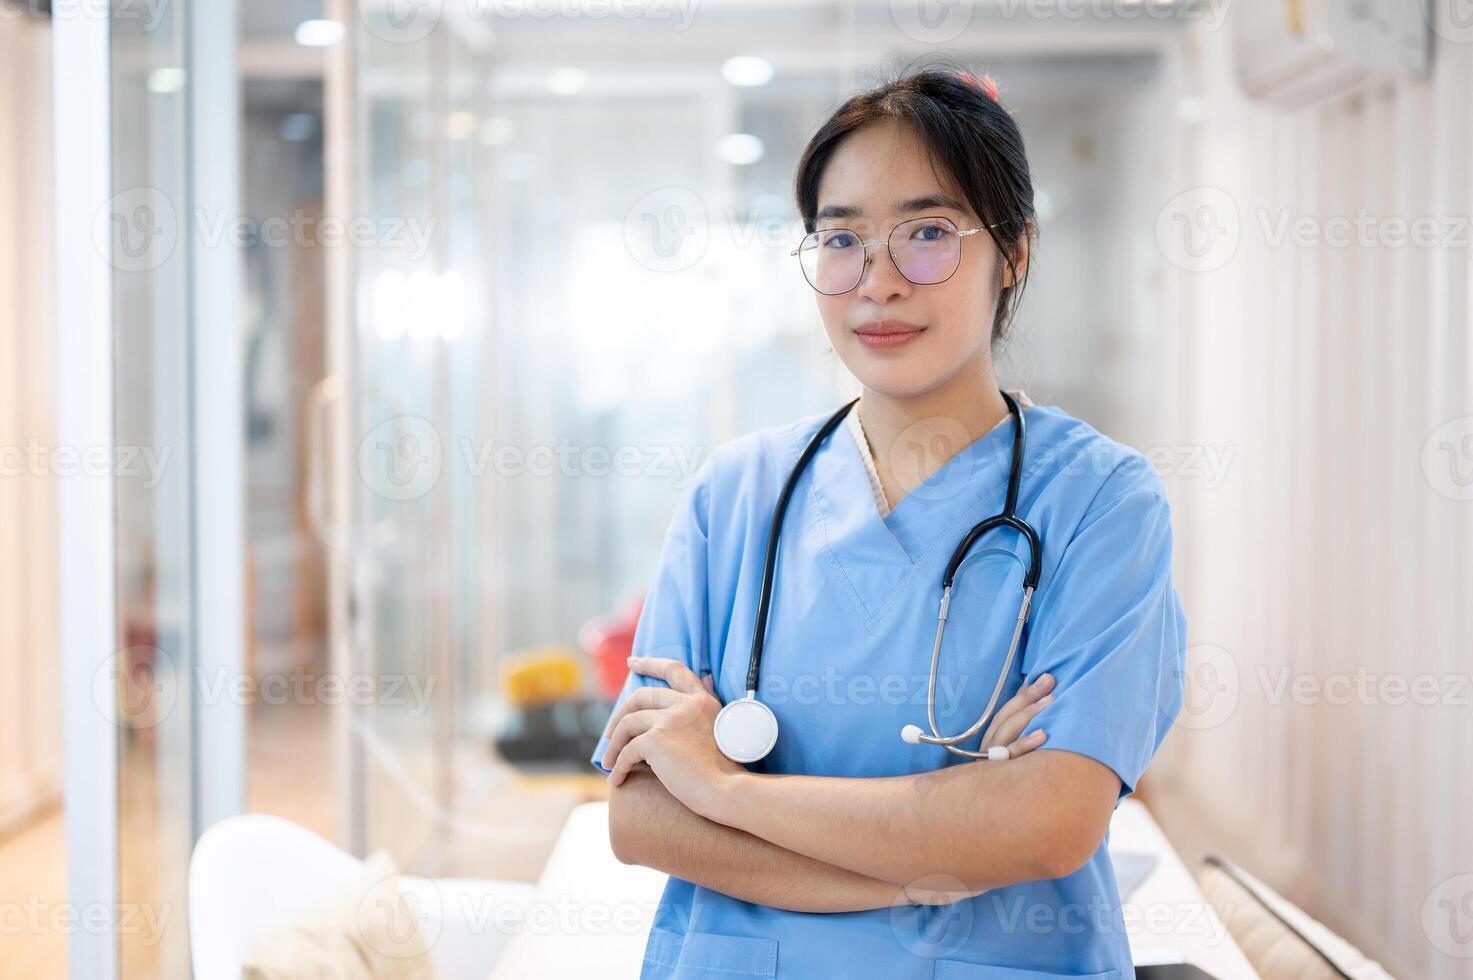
[602,657,747,818]
[979,672,1055,759]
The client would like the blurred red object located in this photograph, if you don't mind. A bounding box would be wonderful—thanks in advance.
[580,594,645,700]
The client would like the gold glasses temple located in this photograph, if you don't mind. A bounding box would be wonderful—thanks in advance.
[788,218,1007,256]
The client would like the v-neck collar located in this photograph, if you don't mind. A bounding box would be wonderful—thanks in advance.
[800,392,1033,630]
[844,389,1033,522]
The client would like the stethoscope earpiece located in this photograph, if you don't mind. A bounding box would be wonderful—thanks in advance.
[716,391,1041,765]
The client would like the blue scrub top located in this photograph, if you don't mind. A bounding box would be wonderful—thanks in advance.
[590,399,1188,980]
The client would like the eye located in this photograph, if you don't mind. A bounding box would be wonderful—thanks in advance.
[822,230,859,249]
[910,222,955,243]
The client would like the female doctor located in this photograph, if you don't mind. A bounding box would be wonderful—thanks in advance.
[591,65,1187,980]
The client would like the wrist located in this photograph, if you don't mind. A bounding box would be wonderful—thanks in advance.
[699,768,757,826]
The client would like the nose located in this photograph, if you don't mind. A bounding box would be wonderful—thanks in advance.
[854,244,911,304]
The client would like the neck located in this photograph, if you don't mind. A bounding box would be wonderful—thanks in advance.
[855,370,1009,503]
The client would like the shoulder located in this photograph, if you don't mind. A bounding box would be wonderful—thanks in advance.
[1020,402,1171,529]
[698,406,838,486]
[1020,404,1180,600]
[682,406,841,525]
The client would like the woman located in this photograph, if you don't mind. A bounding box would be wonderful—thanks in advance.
[591,64,1186,979]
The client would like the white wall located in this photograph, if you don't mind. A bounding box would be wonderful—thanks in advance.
[1149,15,1473,979]
[0,13,61,837]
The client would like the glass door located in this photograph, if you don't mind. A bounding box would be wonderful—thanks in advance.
[339,8,482,865]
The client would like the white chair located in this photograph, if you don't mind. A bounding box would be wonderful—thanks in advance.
[188,814,536,980]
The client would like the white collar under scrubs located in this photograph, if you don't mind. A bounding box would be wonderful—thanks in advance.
[591,393,1187,980]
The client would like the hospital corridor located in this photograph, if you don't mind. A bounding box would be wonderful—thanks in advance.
[1,0,1471,977]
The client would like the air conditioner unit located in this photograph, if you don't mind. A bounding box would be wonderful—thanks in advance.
[1231,0,1430,108]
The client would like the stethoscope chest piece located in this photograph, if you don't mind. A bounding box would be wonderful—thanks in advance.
[713,694,779,763]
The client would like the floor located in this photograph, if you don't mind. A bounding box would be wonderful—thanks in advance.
[0,802,66,979]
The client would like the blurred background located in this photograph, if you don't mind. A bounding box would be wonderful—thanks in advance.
[1,0,1471,977]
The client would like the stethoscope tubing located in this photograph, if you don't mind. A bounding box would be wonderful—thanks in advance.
[729,390,1042,762]
[743,396,859,695]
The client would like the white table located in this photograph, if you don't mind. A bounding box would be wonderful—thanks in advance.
[490,799,1259,979]
[1110,799,1259,978]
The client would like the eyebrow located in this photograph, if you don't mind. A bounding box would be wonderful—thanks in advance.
[814,194,969,222]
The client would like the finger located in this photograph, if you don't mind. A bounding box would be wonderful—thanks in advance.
[609,732,652,787]
[1003,728,1047,760]
[982,673,1054,744]
[628,656,703,695]
[599,685,679,742]
[701,673,717,699]
[601,709,663,770]
[988,693,1053,748]
[999,672,1054,720]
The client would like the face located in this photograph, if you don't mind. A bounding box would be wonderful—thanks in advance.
[807,118,1023,399]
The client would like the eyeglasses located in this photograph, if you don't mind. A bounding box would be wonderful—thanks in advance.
[790,215,1004,295]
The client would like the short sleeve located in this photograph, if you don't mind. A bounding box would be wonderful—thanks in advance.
[1018,478,1187,801]
[589,460,713,777]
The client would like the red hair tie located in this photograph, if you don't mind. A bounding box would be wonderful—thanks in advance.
[956,70,1000,102]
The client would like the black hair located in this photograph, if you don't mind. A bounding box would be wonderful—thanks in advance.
[792,60,1037,348]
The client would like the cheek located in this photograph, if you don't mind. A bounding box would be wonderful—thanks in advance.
[815,294,850,334]
[931,262,995,339]
[953,247,1000,304]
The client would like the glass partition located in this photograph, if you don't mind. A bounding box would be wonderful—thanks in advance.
[109,3,195,977]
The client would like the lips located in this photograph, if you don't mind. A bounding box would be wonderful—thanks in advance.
[853,320,925,350]
[854,319,924,336]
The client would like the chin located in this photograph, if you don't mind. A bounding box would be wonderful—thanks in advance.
[846,360,944,401]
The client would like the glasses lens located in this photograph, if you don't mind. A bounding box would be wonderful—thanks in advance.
[890,217,962,285]
[798,229,864,294]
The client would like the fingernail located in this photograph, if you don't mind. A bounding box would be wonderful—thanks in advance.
[1039,693,1053,705]
[1035,673,1053,688]
[1033,729,1046,739]
[626,657,635,664]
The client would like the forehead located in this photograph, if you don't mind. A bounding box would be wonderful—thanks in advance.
[814,119,970,220]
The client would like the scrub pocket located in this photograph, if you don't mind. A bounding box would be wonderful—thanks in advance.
[933,960,1123,980]
[642,926,779,978]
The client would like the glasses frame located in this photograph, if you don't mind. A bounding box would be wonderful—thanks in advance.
[789,215,1006,295]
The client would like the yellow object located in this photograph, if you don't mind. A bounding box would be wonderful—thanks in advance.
[501,647,583,707]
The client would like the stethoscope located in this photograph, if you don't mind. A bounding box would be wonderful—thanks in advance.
[712,390,1042,765]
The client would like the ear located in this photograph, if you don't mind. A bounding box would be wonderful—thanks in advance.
[1001,234,1030,290]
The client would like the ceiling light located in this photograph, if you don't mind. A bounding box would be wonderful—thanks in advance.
[294,19,345,47]
[721,56,774,87]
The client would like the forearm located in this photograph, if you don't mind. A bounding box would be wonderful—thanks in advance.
[703,752,1100,892]
[608,769,978,912]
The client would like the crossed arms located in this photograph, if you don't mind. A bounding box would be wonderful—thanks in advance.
[601,658,1121,913]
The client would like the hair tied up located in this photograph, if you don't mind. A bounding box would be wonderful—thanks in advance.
[955,70,1000,102]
